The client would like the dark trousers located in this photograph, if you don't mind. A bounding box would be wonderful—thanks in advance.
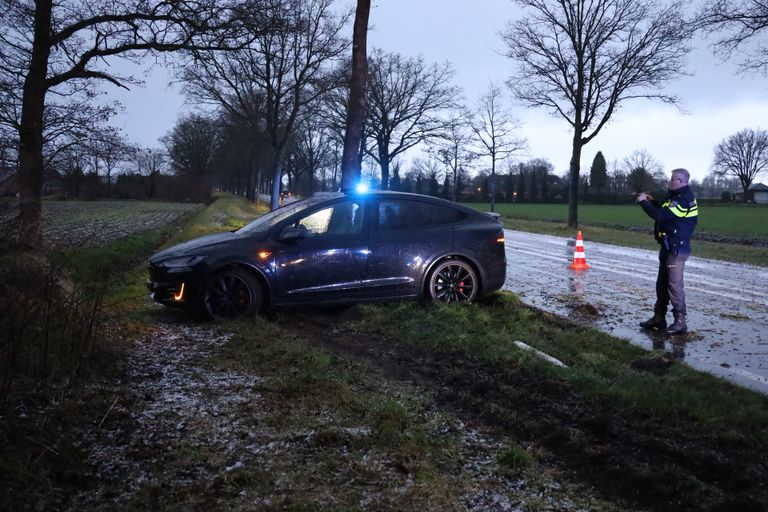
[655,248,689,316]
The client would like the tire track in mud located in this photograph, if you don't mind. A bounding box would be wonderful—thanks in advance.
[272,307,768,512]
[55,315,615,511]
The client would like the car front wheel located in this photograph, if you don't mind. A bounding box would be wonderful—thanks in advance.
[428,259,479,304]
[203,268,263,320]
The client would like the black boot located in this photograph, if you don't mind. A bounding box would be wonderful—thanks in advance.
[639,308,667,330]
[666,313,687,335]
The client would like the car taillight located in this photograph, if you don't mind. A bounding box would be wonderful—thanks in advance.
[496,235,505,244]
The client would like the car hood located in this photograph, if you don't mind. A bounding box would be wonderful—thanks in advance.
[150,232,240,263]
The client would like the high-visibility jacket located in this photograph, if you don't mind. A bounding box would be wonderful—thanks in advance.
[640,185,698,252]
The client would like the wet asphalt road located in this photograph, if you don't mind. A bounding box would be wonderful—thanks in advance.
[502,230,768,393]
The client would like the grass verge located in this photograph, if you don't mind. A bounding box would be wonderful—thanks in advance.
[351,297,768,443]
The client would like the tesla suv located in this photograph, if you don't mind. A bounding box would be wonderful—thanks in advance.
[147,191,507,320]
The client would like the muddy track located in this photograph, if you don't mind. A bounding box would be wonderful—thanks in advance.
[271,306,768,512]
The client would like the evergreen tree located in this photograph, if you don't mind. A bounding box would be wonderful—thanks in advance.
[590,151,608,198]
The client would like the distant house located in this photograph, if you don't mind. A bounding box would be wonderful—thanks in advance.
[736,183,768,204]
[747,183,768,204]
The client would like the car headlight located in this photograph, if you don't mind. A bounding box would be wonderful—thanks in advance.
[160,255,206,270]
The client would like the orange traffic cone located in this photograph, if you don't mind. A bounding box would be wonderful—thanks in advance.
[569,230,591,270]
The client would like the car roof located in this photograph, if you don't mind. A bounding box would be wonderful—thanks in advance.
[311,190,496,220]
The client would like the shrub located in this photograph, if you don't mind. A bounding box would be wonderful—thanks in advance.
[0,249,103,401]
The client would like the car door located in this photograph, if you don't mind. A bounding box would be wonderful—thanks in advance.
[365,198,464,297]
[272,198,369,303]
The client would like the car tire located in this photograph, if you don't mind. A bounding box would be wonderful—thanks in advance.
[427,259,479,304]
[202,268,263,321]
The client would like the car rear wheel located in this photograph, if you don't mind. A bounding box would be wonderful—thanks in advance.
[428,259,478,303]
[203,268,263,320]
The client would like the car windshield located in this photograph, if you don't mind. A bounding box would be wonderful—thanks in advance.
[236,194,341,236]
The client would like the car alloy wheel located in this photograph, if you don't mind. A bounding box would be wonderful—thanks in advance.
[203,268,262,320]
[429,259,478,303]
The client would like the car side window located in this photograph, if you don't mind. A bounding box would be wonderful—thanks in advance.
[295,201,363,236]
[377,200,466,231]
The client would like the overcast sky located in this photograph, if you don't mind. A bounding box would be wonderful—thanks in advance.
[109,0,768,183]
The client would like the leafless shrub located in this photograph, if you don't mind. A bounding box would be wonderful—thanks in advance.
[0,248,103,402]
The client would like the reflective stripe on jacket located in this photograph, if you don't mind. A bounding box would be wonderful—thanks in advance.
[640,185,698,249]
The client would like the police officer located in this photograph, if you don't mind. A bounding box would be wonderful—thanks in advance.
[636,168,698,335]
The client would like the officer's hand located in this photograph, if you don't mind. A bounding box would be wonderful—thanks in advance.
[636,193,648,202]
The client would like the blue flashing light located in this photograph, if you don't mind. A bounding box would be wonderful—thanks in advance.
[355,183,369,194]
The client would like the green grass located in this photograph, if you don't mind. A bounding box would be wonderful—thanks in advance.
[497,443,534,474]
[463,201,768,238]
[166,193,267,244]
[352,298,768,445]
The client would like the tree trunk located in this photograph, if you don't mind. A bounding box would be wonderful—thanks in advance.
[17,0,53,247]
[340,0,371,191]
[452,168,458,202]
[490,154,497,213]
[255,168,262,209]
[378,145,389,190]
[246,169,253,201]
[271,157,282,210]
[567,133,582,228]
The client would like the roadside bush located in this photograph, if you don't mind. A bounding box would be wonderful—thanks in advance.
[0,248,103,401]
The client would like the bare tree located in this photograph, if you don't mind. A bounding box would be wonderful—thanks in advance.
[409,156,443,197]
[503,0,691,227]
[57,144,89,199]
[431,111,475,202]
[251,0,348,208]
[183,0,348,209]
[712,128,768,198]
[88,131,129,198]
[471,82,526,211]
[623,149,665,193]
[162,113,220,201]
[340,0,371,191]
[696,1,768,74]
[133,146,166,199]
[1,0,253,246]
[182,65,271,204]
[623,149,665,178]
[289,116,334,194]
[365,49,460,190]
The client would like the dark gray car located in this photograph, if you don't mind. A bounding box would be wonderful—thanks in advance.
[147,191,506,320]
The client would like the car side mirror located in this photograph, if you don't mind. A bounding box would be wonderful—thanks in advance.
[279,226,306,241]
